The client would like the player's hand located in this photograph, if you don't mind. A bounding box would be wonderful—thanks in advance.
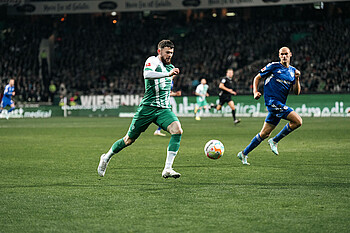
[230,89,237,95]
[12,92,15,96]
[254,91,261,100]
[176,91,181,96]
[169,68,180,77]
[206,93,209,97]
[295,69,301,80]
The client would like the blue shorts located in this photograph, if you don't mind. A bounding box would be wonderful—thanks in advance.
[265,103,293,126]
[0,98,14,108]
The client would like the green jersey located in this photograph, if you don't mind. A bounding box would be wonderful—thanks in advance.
[141,56,174,108]
[195,83,209,102]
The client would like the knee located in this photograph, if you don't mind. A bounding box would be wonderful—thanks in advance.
[291,118,302,130]
[168,121,183,135]
[123,136,135,146]
[298,118,303,127]
[171,127,183,135]
[295,119,302,129]
[259,132,270,139]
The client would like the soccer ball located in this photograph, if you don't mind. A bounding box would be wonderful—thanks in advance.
[204,140,224,159]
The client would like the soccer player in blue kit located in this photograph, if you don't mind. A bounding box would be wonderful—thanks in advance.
[0,79,16,114]
[237,47,302,165]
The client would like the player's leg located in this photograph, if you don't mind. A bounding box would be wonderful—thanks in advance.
[97,134,136,177]
[202,100,209,111]
[216,97,225,111]
[162,121,182,178]
[237,114,277,165]
[97,106,155,177]
[271,111,302,143]
[8,102,15,113]
[244,122,276,154]
[194,96,201,115]
[195,102,205,120]
[194,103,199,114]
[195,106,202,120]
[268,108,302,155]
[156,109,183,178]
[228,100,240,124]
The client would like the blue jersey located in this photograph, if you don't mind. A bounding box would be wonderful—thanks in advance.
[2,84,14,100]
[1,84,15,108]
[260,62,296,106]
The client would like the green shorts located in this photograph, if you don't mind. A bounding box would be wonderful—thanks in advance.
[127,105,179,139]
[196,98,208,107]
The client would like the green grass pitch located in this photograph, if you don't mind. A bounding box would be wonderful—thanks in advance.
[0,117,349,232]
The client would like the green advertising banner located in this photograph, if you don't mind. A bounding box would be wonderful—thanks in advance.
[0,105,60,119]
[170,94,350,118]
[64,94,350,117]
[0,94,349,119]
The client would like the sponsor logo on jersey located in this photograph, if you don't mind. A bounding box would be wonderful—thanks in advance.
[146,63,151,67]
[276,78,291,85]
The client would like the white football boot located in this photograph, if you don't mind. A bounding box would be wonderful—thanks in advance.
[97,154,110,177]
[268,139,279,155]
[154,130,166,137]
[162,168,181,179]
[237,151,250,165]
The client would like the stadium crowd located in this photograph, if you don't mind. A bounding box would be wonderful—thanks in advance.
[0,3,349,103]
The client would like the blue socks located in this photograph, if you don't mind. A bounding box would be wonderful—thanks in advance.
[243,134,263,155]
[243,124,294,156]
[273,123,293,143]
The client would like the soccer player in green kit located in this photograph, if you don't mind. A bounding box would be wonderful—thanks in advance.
[98,40,183,179]
[194,78,210,121]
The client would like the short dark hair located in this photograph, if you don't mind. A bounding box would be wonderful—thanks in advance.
[158,40,174,49]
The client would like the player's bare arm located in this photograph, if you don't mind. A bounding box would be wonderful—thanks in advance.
[219,83,236,95]
[253,74,262,100]
[293,69,301,95]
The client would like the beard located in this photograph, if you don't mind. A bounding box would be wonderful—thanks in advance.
[161,56,171,65]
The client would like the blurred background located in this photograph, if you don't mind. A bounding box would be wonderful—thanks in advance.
[0,0,349,105]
